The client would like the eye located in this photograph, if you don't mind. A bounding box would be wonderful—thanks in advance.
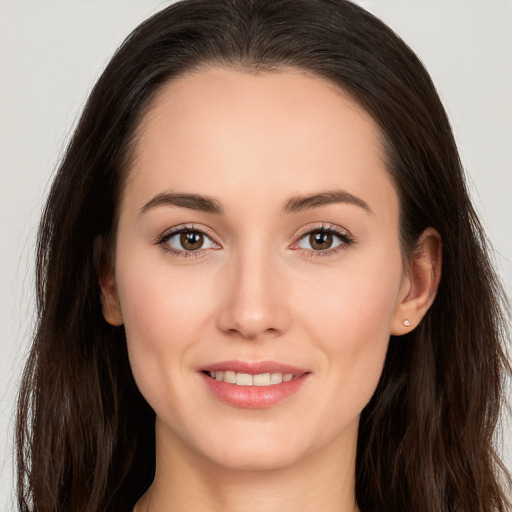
[292,225,353,256]
[298,231,341,251]
[156,225,220,256]
[167,230,215,251]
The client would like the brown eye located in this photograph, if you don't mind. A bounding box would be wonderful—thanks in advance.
[308,231,333,250]
[163,228,218,253]
[180,231,204,250]
[294,227,349,253]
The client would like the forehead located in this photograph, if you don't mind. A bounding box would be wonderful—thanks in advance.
[123,66,397,219]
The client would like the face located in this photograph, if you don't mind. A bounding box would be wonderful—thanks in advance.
[104,67,412,471]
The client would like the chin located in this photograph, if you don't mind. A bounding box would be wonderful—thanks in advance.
[208,444,305,472]
[191,423,320,472]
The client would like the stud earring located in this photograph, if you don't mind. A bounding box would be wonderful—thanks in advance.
[403,319,411,326]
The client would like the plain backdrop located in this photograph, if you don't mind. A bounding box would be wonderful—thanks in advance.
[1,1,511,509]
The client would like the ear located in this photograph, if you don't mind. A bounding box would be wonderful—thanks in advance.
[391,227,442,335]
[95,237,123,327]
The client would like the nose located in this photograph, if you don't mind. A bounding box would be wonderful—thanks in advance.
[216,247,290,340]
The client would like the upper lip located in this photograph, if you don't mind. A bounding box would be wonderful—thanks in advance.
[200,360,309,376]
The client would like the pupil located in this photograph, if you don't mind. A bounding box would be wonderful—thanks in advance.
[310,232,332,250]
[180,231,203,250]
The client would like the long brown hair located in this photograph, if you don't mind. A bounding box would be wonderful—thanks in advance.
[16,1,511,510]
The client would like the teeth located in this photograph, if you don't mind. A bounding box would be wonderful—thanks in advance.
[270,372,283,384]
[223,370,236,384]
[236,373,253,386]
[253,373,271,386]
[207,370,295,386]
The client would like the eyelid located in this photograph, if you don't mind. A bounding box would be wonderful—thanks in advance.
[289,222,354,257]
[154,223,222,254]
[292,222,352,241]
[156,223,219,242]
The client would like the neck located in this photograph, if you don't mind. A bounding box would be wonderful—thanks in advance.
[136,420,360,512]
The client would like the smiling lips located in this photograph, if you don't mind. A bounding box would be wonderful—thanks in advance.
[200,361,310,409]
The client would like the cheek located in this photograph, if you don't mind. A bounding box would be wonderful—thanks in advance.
[293,253,403,397]
[114,258,217,396]
[297,257,401,335]
[118,253,214,335]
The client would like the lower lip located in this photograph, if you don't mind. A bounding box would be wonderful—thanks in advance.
[201,373,310,409]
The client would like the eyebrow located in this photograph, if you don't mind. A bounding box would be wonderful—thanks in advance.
[140,188,371,216]
[141,192,224,215]
[284,190,372,214]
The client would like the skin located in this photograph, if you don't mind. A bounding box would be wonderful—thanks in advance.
[100,67,441,512]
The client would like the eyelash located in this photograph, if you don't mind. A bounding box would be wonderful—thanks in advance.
[154,224,219,258]
[292,223,354,258]
[154,223,354,259]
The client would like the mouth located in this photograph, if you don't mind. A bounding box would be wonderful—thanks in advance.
[199,361,311,408]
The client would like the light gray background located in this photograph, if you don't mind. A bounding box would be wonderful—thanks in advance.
[1,1,511,509]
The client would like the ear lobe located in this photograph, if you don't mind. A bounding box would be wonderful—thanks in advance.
[391,227,442,335]
[95,237,123,327]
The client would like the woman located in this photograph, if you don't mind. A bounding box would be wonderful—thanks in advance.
[15,0,511,511]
